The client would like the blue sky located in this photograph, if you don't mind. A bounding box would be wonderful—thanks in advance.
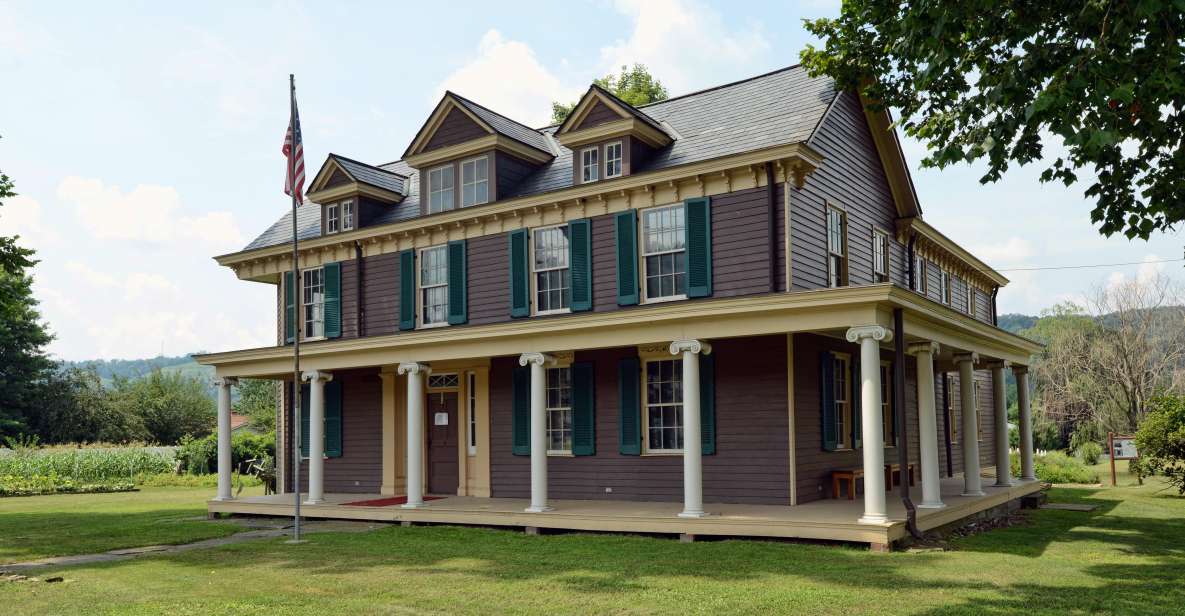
[1,0,1180,360]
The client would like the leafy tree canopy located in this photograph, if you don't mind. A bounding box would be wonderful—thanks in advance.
[551,64,670,125]
[235,378,278,431]
[801,3,1185,239]
[1136,394,1185,493]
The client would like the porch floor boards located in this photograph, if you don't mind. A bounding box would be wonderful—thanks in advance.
[208,476,1043,545]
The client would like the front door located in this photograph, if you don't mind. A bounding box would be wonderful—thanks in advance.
[427,391,459,495]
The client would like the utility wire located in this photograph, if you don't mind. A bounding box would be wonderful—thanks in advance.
[994,257,1185,273]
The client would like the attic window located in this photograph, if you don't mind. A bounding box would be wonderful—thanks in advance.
[429,165,455,213]
[341,200,354,231]
[461,156,488,207]
[581,147,599,183]
[605,141,623,178]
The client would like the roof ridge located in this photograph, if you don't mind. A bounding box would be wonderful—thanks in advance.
[448,90,545,138]
[329,152,407,177]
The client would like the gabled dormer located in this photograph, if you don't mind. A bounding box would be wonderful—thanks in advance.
[306,154,407,236]
[403,92,555,215]
[554,85,674,185]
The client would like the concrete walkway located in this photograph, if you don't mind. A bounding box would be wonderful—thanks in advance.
[1,519,387,573]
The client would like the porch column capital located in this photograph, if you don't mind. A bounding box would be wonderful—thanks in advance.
[397,362,431,376]
[1011,364,1029,376]
[518,352,556,368]
[669,339,712,356]
[301,370,333,383]
[907,341,940,356]
[953,351,979,366]
[984,360,1011,370]
[213,376,238,388]
[845,325,892,344]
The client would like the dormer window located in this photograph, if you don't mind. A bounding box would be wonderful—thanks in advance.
[326,204,340,234]
[429,165,455,213]
[461,156,489,207]
[581,147,599,183]
[605,142,623,179]
[341,200,354,231]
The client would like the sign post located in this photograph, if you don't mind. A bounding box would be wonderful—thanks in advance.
[1108,432,1139,487]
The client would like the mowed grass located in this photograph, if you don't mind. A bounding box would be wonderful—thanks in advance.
[2,481,1183,615]
[0,486,259,562]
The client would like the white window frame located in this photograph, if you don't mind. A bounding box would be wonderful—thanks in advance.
[466,372,477,456]
[340,200,354,231]
[913,254,927,293]
[872,229,889,282]
[428,164,455,214]
[827,206,847,288]
[643,358,684,454]
[580,147,599,183]
[460,155,489,208]
[639,203,687,304]
[301,267,325,341]
[545,366,573,455]
[531,224,571,316]
[418,245,449,328]
[964,282,975,316]
[326,203,340,234]
[940,270,952,305]
[833,352,852,450]
[604,141,623,179]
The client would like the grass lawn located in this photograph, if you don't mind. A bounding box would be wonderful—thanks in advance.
[0,486,260,562]
[2,481,1182,615]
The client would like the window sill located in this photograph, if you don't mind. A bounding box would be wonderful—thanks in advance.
[302,336,327,343]
[641,451,683,457]
[547,451,574,457]
[642,294,687,305]
[534,308,572,317]
[418,322,450,330]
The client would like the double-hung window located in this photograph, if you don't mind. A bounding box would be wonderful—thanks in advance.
[913,254,927,293]
[645,359,683,453]
[546,367,573,454]
[872,229,889,282]
[302,267,325,339]
[827,206,847,288]
[641,204,686,301]
[419,245,449,326]
[581,147,599,183]
[428,165,455,213]
[605,141,623,178]
[833,352,852,449]
[533,225,570,313]
[461,156,488,207]
[326,204,340,234]
[341,200,354,231]
[940,270,952,305]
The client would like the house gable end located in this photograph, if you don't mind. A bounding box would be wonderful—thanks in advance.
[425,106,492,152]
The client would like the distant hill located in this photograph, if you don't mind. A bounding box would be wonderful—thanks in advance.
[58,355,216,396]
[997,313,1038,334]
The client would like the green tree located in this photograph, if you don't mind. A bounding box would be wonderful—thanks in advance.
[551,64,670,124]
[235,378,278,431]
[1135,395,1185,493]
[801,4,1185,239]
[110,370,215,444]
[23,367,149,444]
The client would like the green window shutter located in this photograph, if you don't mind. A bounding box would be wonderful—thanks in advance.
[614,211,639,306]
[324,380,343,458]
[284,271,296,344]
[398,249,416,331]
[684,197,713,298]
[569,219,593,312]
[511,365,530,455]
[299,383,310,458]
[699,353,716,455]
[572,361,596,456]
[852,360,862,449]
[820,351,837,451]
[447,240,468,325]
[509,229,530,318]
[323,262,342,338]
[618,356,641,455]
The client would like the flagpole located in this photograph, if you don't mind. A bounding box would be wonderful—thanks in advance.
[288,73,304,543]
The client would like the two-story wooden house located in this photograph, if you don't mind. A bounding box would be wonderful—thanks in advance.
[199,66,1043,550]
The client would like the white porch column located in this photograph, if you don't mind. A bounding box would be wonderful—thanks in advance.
[213,377,237,501]
[520,352,556,513]
[301,370,332,505]
[1015,365,1036,481]
[670,339,712,518]
[989,361,1013,487]
[955,352,984,496]
[846,325,892,524]
[398,362,431,508]
[909,342,944,509]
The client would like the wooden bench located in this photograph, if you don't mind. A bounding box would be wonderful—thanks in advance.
[886,463,916,489]
[831,463,916,499]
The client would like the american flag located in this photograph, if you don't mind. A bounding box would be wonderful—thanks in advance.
[283,99,305,202]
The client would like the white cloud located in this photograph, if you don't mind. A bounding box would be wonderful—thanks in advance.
[599,0,771,92]
[435,29,580,128]
[969,237,1033,265]
[58,176,243,248]
[0,194,60,251]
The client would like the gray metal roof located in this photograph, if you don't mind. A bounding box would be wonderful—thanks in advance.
[242,66,836,253]
[331,154,407,194]
[450,92,554,156]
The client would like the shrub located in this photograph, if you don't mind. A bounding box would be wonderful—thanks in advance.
[1077,441,1103,465]
[1136,395,1185,494]
[1010,450,1100,484]
[175,431,275,475]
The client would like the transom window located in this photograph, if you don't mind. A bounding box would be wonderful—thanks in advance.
[881,361,895,446]
[546,367,573,454]
[605,141,623,178]
[302,267,325,339]
[427,373,459,389]
[533,226,570,314]
[326,204,340,234]
[641,204,686,301]
[341,200,354,231]
[428,165,455,213]
[833,352,852,449]
[461,156,488,207]
[645,359,684,452]
[872,229,889,282]
[581,147,599,183]
[827,206,847,288]
[419,245,449,326]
